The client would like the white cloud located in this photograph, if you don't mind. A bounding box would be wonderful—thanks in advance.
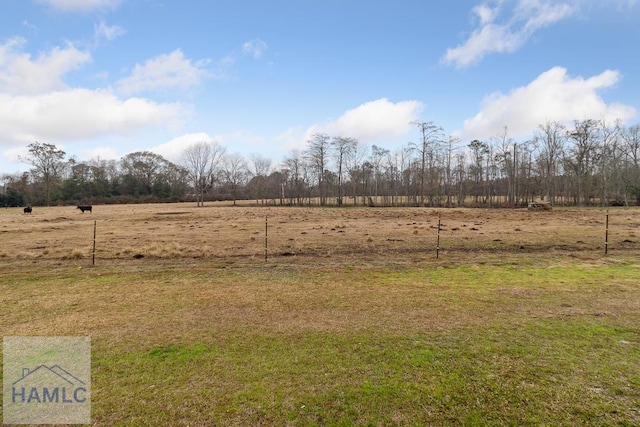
[116,50,210,95]
[151,130,274,164]
[474,4,499,25]
[312,98,424,142]
[135,99,423,167]
[0,89,186,144]
[150,132,218,164]
[22,21,39,34]
[79,146,120,161]
[0,39,192,163]
[94,21,125,43]
[0,37,91,94]
[242,39,268,59]
[2,146,29,166]
[35,0,122,12]
[442,0,576,68]
[460,66,637,140]
[274,127,307,155]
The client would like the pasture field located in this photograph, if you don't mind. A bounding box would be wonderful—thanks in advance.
[1,203,640,425]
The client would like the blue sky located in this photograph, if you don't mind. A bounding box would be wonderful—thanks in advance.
[1,0,639,173]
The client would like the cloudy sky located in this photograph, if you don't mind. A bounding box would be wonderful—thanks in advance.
[1,0,638,172]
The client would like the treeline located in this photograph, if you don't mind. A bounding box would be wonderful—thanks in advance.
[3,118,640,208]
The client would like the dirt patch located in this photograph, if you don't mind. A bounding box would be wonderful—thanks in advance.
[154,211,193,215]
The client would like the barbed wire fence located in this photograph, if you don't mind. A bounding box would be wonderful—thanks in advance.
[1,206,638,265]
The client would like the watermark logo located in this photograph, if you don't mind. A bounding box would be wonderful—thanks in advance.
[3,336,91,425]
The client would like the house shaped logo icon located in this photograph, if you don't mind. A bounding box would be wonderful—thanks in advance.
[3,336,91,425]
[11,365,88,404]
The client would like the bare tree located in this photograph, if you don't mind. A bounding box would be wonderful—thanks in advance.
[410,121,443,206]
[222,153,248,205]
[161,162,190,199]
[598,119,621,206]
[566,119,600,206]
[282,150,306,206]
[454,151,467,207]
[247,154,273,204]
[621,124,640,205]
[346,140,369,205]
[468,139,489,205]
[305,133,331,206]
[386,147,409,206]
[400,145,416,206]
[181,141,226,206]
[445,135,460,207]
[518,140,537,204]
[86,157,119,199]
[331,137,357,206]
[120,151,175,197]
[369,144,390,204]
[21,142,66,206]
[534,120,566,205]
[493,127,517,205]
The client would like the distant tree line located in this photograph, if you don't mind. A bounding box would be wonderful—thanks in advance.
[3,118,639,208]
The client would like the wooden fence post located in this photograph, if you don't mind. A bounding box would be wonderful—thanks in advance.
[265,216,268,262]
[92,220,97,266]
[604,210,609,255]
[436,214,441,259]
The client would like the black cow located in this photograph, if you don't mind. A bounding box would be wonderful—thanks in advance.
[23,206,32,214]
[77,205,92,213]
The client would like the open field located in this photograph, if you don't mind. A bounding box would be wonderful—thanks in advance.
[0,202,639,263]
[1,203,640,425]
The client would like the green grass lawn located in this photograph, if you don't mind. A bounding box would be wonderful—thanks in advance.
[2,257,640,425]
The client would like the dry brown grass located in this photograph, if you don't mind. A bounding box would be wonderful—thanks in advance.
[1,203,639,425]
[0,202,638,265]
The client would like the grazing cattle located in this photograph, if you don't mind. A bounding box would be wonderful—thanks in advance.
[23,206,32,214]
[77,204,92,213]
